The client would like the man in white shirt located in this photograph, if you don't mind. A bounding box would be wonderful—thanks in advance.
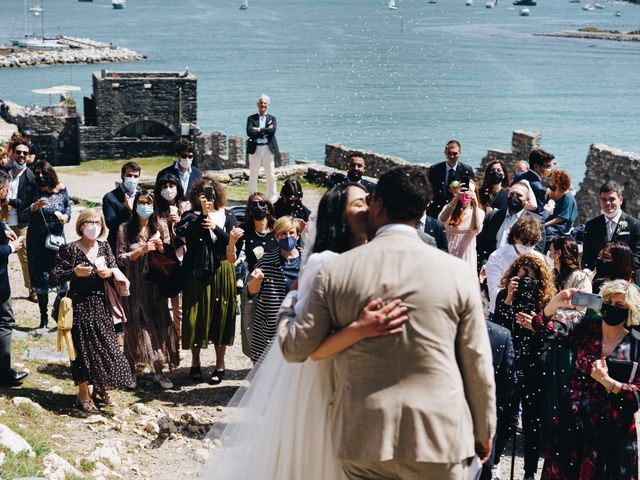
[155,139,202,197]
[246,95,279,202]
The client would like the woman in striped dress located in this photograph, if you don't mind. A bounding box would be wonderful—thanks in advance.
[246,216,301,362]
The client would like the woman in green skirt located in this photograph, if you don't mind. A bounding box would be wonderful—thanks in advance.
[176,175,238,384]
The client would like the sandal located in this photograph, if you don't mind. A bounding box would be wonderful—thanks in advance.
[76,395,99,414]
[92,388,116,407]
[210,369,225,385]
[190,366,202,381]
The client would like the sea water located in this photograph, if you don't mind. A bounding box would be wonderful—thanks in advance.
[0,0,639,181]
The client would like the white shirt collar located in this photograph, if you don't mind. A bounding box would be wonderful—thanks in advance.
[375,223,418,237]
[604,210,623,224]
[505,208,525,221]
[446,162,458,172]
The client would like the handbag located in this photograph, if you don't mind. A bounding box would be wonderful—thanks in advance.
[147,245,183,298]
[105,268,130,325]
[149,247,179,276]
[56,296,76,361]
[41,209,65,251]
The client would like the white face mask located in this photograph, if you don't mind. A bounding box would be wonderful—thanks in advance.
[545,252,555,268]
[516,243,535,255]
[179,157,192,170]
[83,224,101,241]
[123,176,139,192]
[161,187,177,201]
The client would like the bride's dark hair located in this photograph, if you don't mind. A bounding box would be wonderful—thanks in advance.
[313,183,367,254]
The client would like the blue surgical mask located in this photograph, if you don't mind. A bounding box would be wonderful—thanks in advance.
[123,176,139,192]
[136,204,154,219]
[13,160,27,171]
[278,236,297,251]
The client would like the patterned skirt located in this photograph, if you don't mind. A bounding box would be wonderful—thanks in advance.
[182,261,237,349]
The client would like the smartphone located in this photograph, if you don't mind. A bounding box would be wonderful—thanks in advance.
[204,185,214,201]
[571,291,603,310]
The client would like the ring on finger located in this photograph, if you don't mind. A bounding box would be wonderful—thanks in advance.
[384,315,392,323]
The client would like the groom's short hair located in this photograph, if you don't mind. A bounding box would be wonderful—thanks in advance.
[374,165,429,222]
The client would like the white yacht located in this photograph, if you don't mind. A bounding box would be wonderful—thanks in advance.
[388,0,398,10]
[519,7,530,15]
[240,0,248,9]
[466,0,474,5]
[112,0,126,9]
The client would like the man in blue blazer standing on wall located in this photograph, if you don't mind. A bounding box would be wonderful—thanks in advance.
[247,95,279,202]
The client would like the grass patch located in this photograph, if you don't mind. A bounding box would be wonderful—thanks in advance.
[79,458,96,472]
[72,198,100,209]
[577,27,621,34]
[59,156,173,176]
[0,449,42,479]
[224,177,327,204]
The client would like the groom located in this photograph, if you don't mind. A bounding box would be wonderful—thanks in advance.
[277,165,496,479]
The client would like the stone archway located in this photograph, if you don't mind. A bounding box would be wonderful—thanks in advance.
[114,119,174,138]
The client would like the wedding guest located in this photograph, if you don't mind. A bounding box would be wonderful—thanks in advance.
[517,280,640,479]
[438,179,484,273]
[246,94,279,201]
[177,176,238,384]
[103,162,140,253]
[549,236,592,293]
[153,172,190,339]
[543,169,578,248]
[27,161,71,328]
[116,191,179,390]
[513,148,556,216]
[492,253,556,480]
[331,154,376,193]
[247,216,301,363]
[272,179,311,223]
[155,138,202,197]
[7,139,36,302]
[513,160,529,179]
[478,160,510,213]
[417,208,448,252]
[50,209,133,412]
[592,241,635,294]
[582,180,640,273]
[0,171,28,386]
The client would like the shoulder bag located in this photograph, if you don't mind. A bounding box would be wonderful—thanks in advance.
[41,209,65,251]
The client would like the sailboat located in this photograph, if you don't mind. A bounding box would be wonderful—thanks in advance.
[466,0,474,5]
[388,0,398,10]
[240,0,248,9]
[112,0,126,9]
[10,0,63,49]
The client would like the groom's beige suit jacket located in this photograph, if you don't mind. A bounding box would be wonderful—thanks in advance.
[277,226,496,463]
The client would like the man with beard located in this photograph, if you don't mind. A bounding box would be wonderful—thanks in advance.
[477,181,546,269]
[332,154,376,194]
[0,171,28,386]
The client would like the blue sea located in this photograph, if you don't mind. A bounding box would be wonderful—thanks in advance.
[0,0,639,181]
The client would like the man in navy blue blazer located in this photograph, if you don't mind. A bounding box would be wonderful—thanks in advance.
[102,161,141,254]
[155,139,202,198]
[417,208,448,253]
[512,148,555,216]
[0,171,29,386]
[246,95,279,201]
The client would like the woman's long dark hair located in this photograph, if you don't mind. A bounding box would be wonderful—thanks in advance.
[313,183,367,255]
[244,192,275,230]
[33,160,59,190]
[598,241,635,282]
[126,190,159,243]
[551,236,581,287]
[154,172,185,213]
[479,160,509,209]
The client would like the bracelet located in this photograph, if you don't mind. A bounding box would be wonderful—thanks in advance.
[608,380,619,392]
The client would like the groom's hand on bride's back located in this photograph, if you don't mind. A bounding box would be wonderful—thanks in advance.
[352,297,409,341]
[474,438,493,464]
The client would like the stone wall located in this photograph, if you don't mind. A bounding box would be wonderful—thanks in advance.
[476,130,541,183]
[325,143,427,178]
[575,144,640,223]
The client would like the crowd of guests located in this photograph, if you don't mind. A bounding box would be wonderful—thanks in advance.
[1,128,640,480]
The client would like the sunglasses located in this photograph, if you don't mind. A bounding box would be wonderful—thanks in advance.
[15,150,29,156]
[180,154,194,159]
[251,201,267,207]
[521,239,536,246]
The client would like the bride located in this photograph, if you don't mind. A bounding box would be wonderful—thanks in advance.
[203,183,408,479]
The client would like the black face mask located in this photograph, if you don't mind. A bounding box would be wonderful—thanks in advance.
[507,195,524,213]
[36,177,48,187]
[347,170,362,182]
[251,204,268,220]
[489,171,504,185]
[601,303,628,326]
[595,259,613,279]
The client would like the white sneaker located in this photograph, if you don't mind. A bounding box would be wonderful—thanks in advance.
[128,373,137,389]
[154,373,173,389]
[491,465,501,480]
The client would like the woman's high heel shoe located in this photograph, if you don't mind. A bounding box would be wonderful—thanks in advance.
[76,395,99,413]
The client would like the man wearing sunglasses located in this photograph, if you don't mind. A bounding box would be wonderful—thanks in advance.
[6,140,36,302]
[156,138,202,197]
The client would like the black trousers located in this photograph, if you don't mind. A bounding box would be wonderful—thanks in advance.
[0,298,16,373]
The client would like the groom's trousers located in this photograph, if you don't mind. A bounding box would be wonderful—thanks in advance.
[341,458,469,480]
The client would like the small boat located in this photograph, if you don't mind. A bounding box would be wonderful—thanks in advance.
[466,0,474,5]
[78,0,93,2]
[485,0,496,8]
[594,3,604,8]
[513,0,536,5]
[388,0,398,9]
[239,0,248,9]
[112,0,125,9]
[428,0,437,3]
[519,7,530,14]
[615,10,622,16]
[583,3,595,10]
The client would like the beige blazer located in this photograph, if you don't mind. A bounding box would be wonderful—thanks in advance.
[277,226,496,463]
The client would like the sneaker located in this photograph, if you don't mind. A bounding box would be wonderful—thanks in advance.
[128,373,137,389]
[491,465,501,480]
[154,373,173,389]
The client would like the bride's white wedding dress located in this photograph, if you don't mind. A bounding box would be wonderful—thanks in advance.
[203,250,346,480]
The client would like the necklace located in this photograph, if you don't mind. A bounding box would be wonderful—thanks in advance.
[602,329,628,357]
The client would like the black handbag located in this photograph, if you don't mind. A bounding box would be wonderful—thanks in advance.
[146,245,183,298]
[41,209,65,251]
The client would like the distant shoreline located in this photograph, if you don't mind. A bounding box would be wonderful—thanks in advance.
[535,31,640,42]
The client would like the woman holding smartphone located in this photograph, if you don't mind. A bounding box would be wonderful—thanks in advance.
[176,175,238,384]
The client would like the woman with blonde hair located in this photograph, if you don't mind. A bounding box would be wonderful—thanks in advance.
[492,253,556,480]
[516,279,640,479]
[437,179,484,274]
[50,209,133,412]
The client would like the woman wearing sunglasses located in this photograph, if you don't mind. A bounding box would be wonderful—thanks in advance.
[543,169,578,251]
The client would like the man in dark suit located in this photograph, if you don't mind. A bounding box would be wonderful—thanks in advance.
[155,138,202,198]
[7,140,36,302]
[512,148,555,216]
[418,208,448,253]
[247,95,279,201]
[102,161,141,254]
[481,321,516,480]
[0,171,28,386]
[477,181,546,268]
[582,180,640,272]
[426,140,474,219]
[330,154,376,194]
